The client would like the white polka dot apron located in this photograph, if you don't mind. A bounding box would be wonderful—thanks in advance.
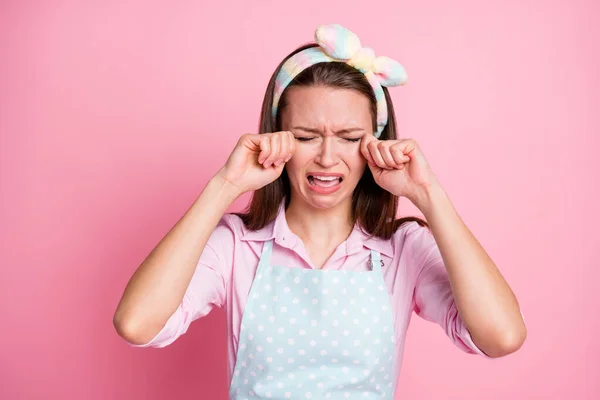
[229,239,396,399]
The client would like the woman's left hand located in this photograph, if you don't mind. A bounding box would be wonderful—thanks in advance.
[360,135,440,206]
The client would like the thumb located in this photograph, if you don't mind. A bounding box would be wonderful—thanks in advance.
[366,158,380,176]
[239,133,265,155]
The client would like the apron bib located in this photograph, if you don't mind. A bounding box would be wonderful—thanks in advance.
[229,239,396,399]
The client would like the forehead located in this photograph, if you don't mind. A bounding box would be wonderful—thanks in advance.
[281,86,372,130]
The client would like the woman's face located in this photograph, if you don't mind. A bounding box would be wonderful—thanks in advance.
[281,85,373,210]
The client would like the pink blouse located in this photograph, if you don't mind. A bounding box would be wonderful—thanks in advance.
[129,201,490,386]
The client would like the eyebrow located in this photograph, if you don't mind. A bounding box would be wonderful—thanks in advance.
[291,126,365,135]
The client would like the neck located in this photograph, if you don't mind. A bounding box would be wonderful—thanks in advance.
[285,197,354,248]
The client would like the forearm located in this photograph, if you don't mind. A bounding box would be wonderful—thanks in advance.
[113,175,241,344]
[415,183,527,357]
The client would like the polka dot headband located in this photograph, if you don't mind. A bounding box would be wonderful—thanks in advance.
[272,24,408,138]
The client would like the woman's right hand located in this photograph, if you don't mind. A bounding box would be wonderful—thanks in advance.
[215,131,296,195]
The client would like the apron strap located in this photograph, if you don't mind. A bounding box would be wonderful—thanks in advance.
[370,249,382,273]
[258,239,274,271]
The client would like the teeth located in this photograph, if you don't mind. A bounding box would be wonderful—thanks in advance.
[313,176,339,181]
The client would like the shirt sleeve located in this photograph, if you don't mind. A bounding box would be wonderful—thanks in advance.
[127,214,236,348]
[407,222,492,358]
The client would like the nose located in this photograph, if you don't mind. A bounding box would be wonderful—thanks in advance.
[314,136,340,168]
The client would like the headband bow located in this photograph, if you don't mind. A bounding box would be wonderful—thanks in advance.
[272,24,408,138]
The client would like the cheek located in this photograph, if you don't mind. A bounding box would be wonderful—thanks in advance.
[345,151,367,171]
[287,147,313,169]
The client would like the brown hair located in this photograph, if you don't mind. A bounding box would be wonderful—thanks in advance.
[236,43,428,239]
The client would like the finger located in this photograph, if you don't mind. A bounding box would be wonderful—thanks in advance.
[275,131,289,167]
[258,135,270,164]
[368,141,388,169]
[395,139,417,157]
[285,131,295,162]
[378,142,398,168]
[361,135,376,164]
[264,134,280,167]
[390,144,410,168]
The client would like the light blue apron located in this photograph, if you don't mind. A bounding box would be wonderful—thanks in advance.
[229,239,396,399]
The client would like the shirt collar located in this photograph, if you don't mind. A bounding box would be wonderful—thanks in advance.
[346,223,394,258]
[239,200,285,243]
[240,199,394,258]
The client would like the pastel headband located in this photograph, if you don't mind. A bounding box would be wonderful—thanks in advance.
[272,24,408,138]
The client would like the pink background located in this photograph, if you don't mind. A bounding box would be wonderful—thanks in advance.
[1,0,598,399]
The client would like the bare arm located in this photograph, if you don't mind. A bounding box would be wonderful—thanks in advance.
[113,131,295,345]
[113,175,241,345]
[415,182,527,358]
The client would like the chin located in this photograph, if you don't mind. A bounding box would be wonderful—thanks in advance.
[306,196,344,210]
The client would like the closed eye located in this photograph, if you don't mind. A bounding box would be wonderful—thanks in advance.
[294,136,361,142]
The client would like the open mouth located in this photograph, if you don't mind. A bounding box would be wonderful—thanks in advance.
[307,175,343,188]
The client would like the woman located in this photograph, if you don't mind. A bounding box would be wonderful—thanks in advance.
[114,24,526,399]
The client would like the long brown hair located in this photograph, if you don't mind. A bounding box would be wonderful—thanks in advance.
[236,43,428,239]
